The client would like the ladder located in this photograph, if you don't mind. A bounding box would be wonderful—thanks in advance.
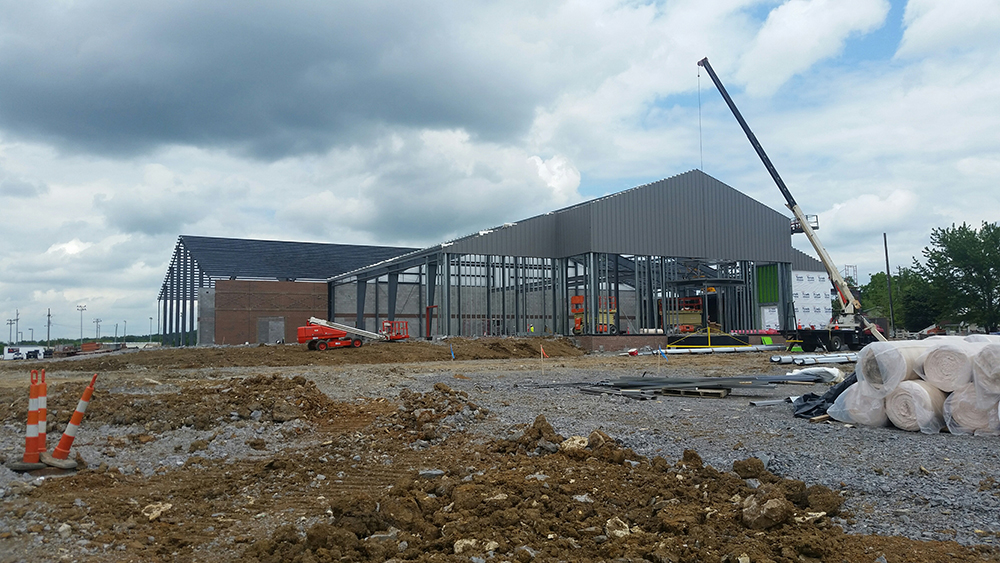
[307,317,389,341]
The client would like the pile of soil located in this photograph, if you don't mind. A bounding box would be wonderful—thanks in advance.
[2,376,996,563]
[0,337,584,373]
[0,375,384,436]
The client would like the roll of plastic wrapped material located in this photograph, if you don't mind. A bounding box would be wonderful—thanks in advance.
[885,380,947,434]
[827,382,888,427]
[943,383,1000,436]
[972,344,1000,409]
[965,334,1000,344]
[918,341,986,392]
[857,341,927,398]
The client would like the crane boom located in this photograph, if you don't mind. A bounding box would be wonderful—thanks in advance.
[697,57,886,342]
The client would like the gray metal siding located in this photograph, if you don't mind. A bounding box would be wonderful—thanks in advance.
[791,248,825,271]
[450,214,557,256]
[582,171,792,262]
[370,169,796,266]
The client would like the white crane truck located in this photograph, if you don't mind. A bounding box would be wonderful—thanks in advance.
[698,57,887,352]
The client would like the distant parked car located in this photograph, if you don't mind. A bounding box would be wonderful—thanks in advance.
[25,350,39,360]
[12,352,23,360]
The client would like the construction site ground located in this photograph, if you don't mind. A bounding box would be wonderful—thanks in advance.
[1,337,999,563]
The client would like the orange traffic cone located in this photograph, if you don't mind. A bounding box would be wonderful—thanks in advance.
[41,373,98,470]
[7,370,46,471]
[36,369,47,454]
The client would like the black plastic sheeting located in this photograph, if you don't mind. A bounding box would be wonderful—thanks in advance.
[792,372,858,419]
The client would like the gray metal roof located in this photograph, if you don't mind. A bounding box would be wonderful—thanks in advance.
[177,235,416,281]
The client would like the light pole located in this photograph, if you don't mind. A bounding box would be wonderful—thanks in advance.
[93,318,102,340]
[28,328,33,343]
[14,309,19,345]
[123,320,127,341]
[77,305,87,348]
[149,317,153,344]
[6,319,13,346]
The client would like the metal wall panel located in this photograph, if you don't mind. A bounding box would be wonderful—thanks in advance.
[343,169,798,282]
[449,213,558,257]
[579,171,792,262]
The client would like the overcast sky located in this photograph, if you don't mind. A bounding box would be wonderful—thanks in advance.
[2,0,998,341]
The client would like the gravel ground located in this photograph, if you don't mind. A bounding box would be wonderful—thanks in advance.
[2,350,999,554]
[302,356,1000,548]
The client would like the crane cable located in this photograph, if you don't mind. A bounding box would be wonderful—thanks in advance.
[697,66,704,171]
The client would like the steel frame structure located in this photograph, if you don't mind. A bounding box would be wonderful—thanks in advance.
[329,170,822,338]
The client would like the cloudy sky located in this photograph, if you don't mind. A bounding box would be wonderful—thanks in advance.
[1,0,998,341]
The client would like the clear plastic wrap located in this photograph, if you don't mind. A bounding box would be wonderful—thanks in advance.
[885,380,947,434]
[965,334,1000,344]
[917,341,985,392]
[827,382,888,427]
[972,344,1000,409]
[856,341,928,398]
[943,382,1000,436]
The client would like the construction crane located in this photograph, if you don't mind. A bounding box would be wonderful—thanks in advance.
[697,57,887,351]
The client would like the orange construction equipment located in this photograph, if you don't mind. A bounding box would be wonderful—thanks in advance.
[36,369,47,454]
[7,370,46,471]
[41,373,98,470]
[298,317,409,351]
[571,295,619,335]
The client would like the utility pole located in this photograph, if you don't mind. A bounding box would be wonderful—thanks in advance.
[28,328,33,342]
[123,320,127,342]
[149,317,153,343]
[6,319,13,346]
[14,309,19,344]
[47,309,51,348]
[884,233,896,338]
[114,323,119,345]
[93,318,102,340]
[77,305,87,348]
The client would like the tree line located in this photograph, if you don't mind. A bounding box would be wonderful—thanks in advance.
[858,221,1000,333]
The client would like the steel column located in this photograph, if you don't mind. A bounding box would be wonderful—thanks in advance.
[387,273,398,321]
[356,279,367,329]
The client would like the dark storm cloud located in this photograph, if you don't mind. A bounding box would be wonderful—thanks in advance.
[0,1,549,159]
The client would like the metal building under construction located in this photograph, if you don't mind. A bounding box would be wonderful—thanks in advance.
[157,236,414,346]
[329,169,823,342]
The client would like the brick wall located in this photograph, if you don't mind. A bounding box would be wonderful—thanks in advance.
[214,280,327,345]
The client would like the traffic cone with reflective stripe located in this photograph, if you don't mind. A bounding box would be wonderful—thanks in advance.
[7,370,46,471]
[36,369,47,454]
[41,373,98,470]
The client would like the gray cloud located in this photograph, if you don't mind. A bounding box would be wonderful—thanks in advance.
[0,177,48,198]
[0,1,553,160]
[95,191,209,236]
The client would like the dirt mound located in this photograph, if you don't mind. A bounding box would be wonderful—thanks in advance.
[242,423,991,563]
[389,383,489,443]
[0,337,583,373]
[0,374,383,436]
[3,370,995,563]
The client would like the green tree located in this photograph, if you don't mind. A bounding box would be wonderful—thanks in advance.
[895,268,939,332]
[860,271,892,318]
[913,221,1000,332]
